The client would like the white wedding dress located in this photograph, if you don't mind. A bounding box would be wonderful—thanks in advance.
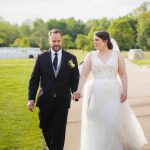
[80,50,147,150]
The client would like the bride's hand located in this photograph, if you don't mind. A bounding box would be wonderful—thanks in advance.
[120,91,127,103]
[73,90,82,101]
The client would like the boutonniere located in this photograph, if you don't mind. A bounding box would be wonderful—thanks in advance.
[68,59,75,68]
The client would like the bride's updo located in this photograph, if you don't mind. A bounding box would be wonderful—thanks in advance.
[94,31,113,49]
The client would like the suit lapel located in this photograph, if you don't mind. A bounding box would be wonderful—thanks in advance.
[46,51,55,78]
[56,50,66,78]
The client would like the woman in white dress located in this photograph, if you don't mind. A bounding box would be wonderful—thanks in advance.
[73,31,148,150]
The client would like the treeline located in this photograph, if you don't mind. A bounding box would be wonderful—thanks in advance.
[0,1,149,51]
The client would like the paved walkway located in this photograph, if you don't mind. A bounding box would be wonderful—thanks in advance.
[64,59,150,150]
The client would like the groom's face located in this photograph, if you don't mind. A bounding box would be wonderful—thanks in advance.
[49,32,62,52]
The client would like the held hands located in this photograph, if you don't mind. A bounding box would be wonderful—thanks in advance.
[27,100,35,112]
[73,90,82,101]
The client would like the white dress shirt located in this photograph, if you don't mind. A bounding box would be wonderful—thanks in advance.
[51,49,62,69]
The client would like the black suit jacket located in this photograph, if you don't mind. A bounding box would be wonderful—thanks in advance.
[28,50,79,109]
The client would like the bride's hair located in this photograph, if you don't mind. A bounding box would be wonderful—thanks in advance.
[94,31,113,49]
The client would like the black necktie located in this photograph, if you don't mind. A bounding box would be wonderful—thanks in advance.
[53,53,58,70]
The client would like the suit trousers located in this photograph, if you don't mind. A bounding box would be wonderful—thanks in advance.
[39,98,69,150]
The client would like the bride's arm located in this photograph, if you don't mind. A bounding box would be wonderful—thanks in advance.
[73,52,92,99]
[118,52,128,102]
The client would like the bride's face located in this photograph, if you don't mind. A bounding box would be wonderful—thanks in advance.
[93,35,107,50]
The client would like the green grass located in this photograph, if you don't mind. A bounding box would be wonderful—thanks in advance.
[120,51,128,58]
[0,59,44,150]
[131,51,150,67]
[120,50,150,67]
[67,49,88,63]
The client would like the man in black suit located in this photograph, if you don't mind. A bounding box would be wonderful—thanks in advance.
[27,29,79,150]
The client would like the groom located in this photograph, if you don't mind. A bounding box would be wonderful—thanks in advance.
[27,29,79,150]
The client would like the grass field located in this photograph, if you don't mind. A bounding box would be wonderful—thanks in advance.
[67,49,88,63]
[119,51,150,67]
[0,59,44,150]
[0,50,150,149]
[131,51,150,67]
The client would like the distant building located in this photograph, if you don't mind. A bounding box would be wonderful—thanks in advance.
[0,47,41,59]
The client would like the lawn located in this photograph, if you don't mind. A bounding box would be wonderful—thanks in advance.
[131,51,150,67]
[0,59,44,150]
[67,49,88,63]
[120,51,128,58]
[119,50,150,67]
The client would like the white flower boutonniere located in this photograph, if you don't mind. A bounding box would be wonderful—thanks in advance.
[68,59,75,68]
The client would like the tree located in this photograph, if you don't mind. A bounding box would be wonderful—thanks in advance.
[0,20,19,46]
[121,16,138,47]
[47,19,68,35]
[75,34,90,50]
[62,35,75,49]
[85,19,99,34]
[0,32,7,46]
[20,20,32,37]
[98,17,111,30]
[31,19,49,50]
[65,18,86,41]
[137,12,150,50]
[11,37,30,47]
[88,26,103,50]
[108,18,135,50]
[128,1,149,18]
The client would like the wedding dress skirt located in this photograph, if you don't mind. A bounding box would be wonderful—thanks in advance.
[80,51,147,150]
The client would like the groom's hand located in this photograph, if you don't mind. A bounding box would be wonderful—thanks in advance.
[73,90,81,101]
[72,94,79,101]
[27,100,35,112]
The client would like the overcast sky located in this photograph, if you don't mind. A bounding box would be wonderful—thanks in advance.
[0,0,146,24]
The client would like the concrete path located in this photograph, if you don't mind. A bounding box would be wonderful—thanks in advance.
[64,59,150,150]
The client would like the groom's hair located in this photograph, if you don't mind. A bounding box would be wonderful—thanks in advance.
[48,29,62,37]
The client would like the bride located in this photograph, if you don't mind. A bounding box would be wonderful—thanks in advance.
[73,31,148,150]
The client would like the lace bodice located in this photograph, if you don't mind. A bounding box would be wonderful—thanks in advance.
[91,50,118,79]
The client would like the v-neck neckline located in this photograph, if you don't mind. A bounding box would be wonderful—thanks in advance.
[95,50,113,65]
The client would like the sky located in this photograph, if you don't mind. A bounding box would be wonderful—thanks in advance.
[0,0,147,24]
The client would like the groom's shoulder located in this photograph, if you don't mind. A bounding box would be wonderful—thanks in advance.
[64,50,76,58]
[38,51,49,58]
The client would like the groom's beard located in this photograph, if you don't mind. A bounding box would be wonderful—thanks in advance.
[52,45,62,52]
